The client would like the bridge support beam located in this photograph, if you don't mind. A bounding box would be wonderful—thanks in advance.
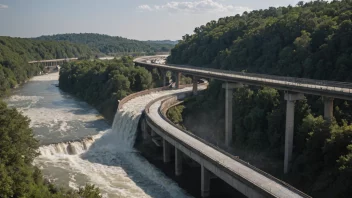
[163,139,171,163]
[141,119,148,140]
[284,92,304,174]
[151,129,156,137]
[161,70,167,86]
[175,72,181,89]
[163,74,167,86]
[193,76,198,96]
[222,82,243,147]
[201,165,211,198]
[175,148,183,176]
[323,97,334,122]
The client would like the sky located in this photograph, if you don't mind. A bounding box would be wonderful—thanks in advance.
[0,0,315,41]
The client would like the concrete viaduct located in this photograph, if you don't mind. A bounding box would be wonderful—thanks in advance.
[133,56,352,175]
[31,56,352,197]
[28,58,78,68]
[142,89,310,198]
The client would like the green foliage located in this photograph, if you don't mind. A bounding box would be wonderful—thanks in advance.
[167,1,352,196]
[36,33,176,55]
[0,36,93,97]
[168,0,352,82]
[167,105,185,127]
[59,57,154,119]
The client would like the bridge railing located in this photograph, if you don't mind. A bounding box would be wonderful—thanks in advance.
[144,92,310,197]
[135,58,352,93]
[168,63,352,91]
[151,92,311,198]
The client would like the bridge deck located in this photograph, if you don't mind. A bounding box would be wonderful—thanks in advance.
[147,95,307,198]
[134,56,352,100]
[28,58,78,64]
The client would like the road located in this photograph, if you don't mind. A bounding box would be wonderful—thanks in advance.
[134,56,352,100]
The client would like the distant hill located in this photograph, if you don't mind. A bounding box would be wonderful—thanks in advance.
[0,36,93,96]
[147,40,179,45]
[35,33,176,55]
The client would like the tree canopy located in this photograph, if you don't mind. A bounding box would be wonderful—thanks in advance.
[167,1,352,197]
[58,56,162,120]
[0,36,93,96]
[168,0,352,82]
[36,33,176,55]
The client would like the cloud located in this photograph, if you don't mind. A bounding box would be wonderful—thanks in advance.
[137,0,251,14]
[137,5,153,11]
[0,4,8,9]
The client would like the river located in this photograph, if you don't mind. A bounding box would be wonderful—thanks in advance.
[5,72,193,198]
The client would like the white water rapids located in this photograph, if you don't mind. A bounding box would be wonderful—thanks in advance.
[7,73,202,197]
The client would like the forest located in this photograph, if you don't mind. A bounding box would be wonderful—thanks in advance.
[36,33,176,55]
[58,57,163,121]
[167,1,352,197]
[0,36,93,97]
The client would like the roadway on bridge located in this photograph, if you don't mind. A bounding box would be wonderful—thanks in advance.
[146,93,305,198]
[134,56,352,100]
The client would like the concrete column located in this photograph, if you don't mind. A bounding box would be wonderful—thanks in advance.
[175,72,181,89]
[222,83,243,147]
[175,148,182,176]
[201,165,210,198]
[151,129,156,137]
[284,92,304,174]
[323,97,334,122]
[192,76,198,96]
[141,119,148,140]
[163,139,171,163]
[163,74,167,86]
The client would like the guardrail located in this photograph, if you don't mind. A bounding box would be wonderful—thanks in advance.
[156,94,310,198]
[117,83,202,110]
[117,86,171,110]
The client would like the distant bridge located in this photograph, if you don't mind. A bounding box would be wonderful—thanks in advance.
[28,58,78,67]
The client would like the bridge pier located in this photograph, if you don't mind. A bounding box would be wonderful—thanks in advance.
[323,97,334,122]
[175,148,183,176]
[222,82,243,147]
[192,76,198,96]
[150,129,156,137]
[141,119,148,140]
[163,139,171,163]
[284,92,304,174]
[163,74,167,86]
[175,72,181,89]
[161,70,167,86]
[201,165,211,198]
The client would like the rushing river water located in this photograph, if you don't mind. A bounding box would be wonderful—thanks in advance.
[5,72,193,198]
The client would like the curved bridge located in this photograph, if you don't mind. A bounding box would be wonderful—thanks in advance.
[141,89,310,198]
[134,56,352,175]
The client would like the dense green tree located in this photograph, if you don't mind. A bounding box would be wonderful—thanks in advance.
[168,0,352,82]
[167,1,352,196]
[59,57,156,120]
[0,36,93,97]
[36,33,177,55]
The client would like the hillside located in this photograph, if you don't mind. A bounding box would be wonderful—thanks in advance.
[166,1,352,197]
[0,36,93,96]
[36,33,176,55]
[168,0,352,82]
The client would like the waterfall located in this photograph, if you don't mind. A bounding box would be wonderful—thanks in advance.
[39,135,101,156]
[36,87,199,198]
